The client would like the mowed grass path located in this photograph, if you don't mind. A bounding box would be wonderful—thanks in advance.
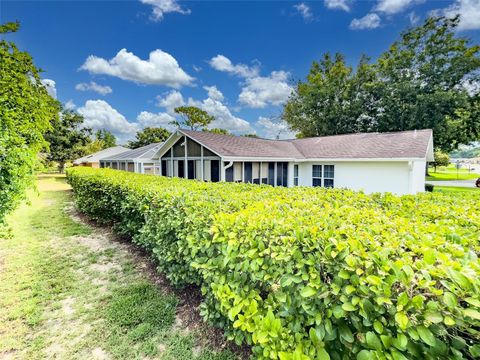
[0,175,239,360]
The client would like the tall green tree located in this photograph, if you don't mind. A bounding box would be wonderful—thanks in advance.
[45,109,92,173]
[283,53,378,138]
[96,129,116,148]
[173,106,214,130]
[374,16,480,151]
[0,21,59,225]
[283,16,480,151]
[128,127,170,149]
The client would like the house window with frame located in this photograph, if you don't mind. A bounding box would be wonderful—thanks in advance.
[323,165,334,188]
[293,164,299,186]
[312,165,322,187]
[312,165,335,188]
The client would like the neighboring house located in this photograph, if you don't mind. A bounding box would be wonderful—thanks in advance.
[99,142,164,174]
[73,146,129,168]
[151,129,434,195]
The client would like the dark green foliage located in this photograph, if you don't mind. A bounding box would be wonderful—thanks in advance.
[67,167,480,360]
[128,127,171,149]
[425,183,434,192]
[96,129,116,148]
[283,16,480,151]
[0,21,59,224]
[44,108,92,172]
[432,151,450,171]
[173,106,215,130]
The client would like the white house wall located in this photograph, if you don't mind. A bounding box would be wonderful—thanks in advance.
[410,160,426,194]
[296,161,422,195]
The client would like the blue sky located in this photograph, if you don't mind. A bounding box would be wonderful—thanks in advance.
[3,0,480,142]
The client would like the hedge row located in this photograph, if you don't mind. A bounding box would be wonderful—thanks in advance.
[66,167,480,360]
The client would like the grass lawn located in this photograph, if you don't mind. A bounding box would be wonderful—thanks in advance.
[433,185,480,193]
[426,164,479,181]
[0,175,241,360]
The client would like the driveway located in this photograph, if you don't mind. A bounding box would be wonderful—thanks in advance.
[426,180,478,188]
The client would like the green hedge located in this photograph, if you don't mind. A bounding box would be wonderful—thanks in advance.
[66,167,480,360]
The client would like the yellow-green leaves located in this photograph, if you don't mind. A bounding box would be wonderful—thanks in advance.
[67,167,480,360]
[395,312,409,330]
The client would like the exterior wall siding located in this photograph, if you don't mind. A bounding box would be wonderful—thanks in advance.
[296,161,422,195]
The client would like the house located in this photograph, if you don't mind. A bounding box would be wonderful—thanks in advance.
[99,142,164,174]
[151,129,434,195]
[73,146,129,168]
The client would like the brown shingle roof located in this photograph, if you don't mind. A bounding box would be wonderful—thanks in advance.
[179,129,432,160]
[180,130,303,158]
[291,129,432,159]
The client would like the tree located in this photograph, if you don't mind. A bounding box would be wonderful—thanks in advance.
[283,53,378,138]
[374,16,480,151]
[128,127,171,149]
[0,21,59,225]
[45,109,92,173]
[96,129,116,148]
[432,151,450,172]
[203,128,230,135]
[173,106,214,130]
[282,16,480,151]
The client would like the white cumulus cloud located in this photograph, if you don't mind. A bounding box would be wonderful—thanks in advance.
[41,79,57,98]
[294,3,313,21]
[238,71,293,108]
[75,81,112,95]
[136,111,176,131]
[203,85,224,101]
[77,100,138,143]
[156,90,186,114]
[350,13,381,30]
[436,0,480,30]
[198,98,252,132]
[324,0,351,12]
[80,48,194,88]
[256,117,296,140]
[140,0,190,22]
[209,55,259,78]
[156,91,252,133]
[375,0,417,15]
[64,100,76,110]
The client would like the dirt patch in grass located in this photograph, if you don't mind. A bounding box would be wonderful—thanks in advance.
[67,204,251,359]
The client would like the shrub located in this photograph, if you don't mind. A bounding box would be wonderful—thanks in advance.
[67,167,480,360]
[425,183,434,192]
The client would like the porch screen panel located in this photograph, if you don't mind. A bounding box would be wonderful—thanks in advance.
[244,162,253,183]
[172,138,185,157]
[161,160,167,176]
[268,162,275,186]
[210,160,220,182]
[178,160,185,178]
[187,138,201,156]
[187,160,195,179]
[225,166,234,182]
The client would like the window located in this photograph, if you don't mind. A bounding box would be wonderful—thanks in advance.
[312,165,334,188]
[312,165,322,187]
[294,165,299,186]
[324,165,334,188]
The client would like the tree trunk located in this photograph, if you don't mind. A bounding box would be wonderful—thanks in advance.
[425,162,430,176]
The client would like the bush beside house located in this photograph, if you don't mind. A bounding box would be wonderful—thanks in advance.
[67,167,480,360]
